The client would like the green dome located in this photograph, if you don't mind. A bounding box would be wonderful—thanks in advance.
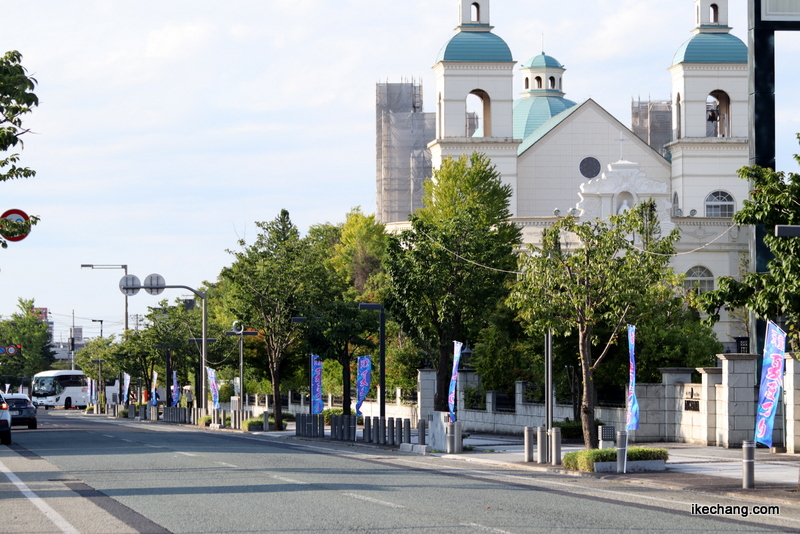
[514,95,577,140]
[672,33,747,65]
[521,52,563,69]
[436,31,513,63]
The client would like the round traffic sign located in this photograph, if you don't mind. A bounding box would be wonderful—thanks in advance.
[1,209,30,242]
[0,347,5,355]
[119,274,141,296]
[144,273,166,295]
[6,346,17,355]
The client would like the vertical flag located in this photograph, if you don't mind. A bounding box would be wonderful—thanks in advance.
[172,371,180,406]
[355,355,372,416]
[311,355,323,415]
[151,371,158,406]
[755,320,787,447]
[207,367,220,410]
[123,373,131,405]
[4,384,9,394]
[626,325,640,431]
[448,341,463,423]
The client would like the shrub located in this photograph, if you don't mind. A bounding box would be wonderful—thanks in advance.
[198,415,211,427]
[321,409,342,425]
[563,447,669,472]
[552,419,603,440]
[463,385,486,410]
[242,417,264,431]
[218,383,234,403]
[118,409,128,418]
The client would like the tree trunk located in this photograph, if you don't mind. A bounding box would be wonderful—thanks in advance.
[434,344,451,413]
[579,327,598,449]
[270,366,282,431]
[341,348,352,415]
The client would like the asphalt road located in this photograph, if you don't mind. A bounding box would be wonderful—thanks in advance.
[3,410,800,533]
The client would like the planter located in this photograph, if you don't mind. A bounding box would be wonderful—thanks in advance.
[593,460,666,473]
[246,425,264,432]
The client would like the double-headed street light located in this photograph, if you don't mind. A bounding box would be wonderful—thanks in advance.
[81,264,128,333]
[92,319,104,338]
[358,303,385,418]
[225,321,257,411]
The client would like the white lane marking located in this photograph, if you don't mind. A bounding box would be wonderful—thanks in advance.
[342,492,404,508]
[0,459,80,534]
[120,439,132,443]
[461,523,515,534]
[177,451,196,457]
[217,462,239,468]
[102,434,114,438]
[270,474,308,485]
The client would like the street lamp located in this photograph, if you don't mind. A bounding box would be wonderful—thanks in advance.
[358,303,385,418]
[81,264,129,333]
[92,358,105,411]
[92,319,104,338]
[225,321,257,412]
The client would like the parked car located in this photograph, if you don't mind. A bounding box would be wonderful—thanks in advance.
[5,393,37,429]
[0,393,11,444]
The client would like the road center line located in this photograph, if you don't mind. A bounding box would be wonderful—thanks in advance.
[270,474,308,484]
[461,522,515,534]
[342,492,404,508]
[0,459,80,534]
[177,451,196,456]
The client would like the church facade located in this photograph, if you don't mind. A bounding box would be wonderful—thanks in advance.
[379,0,749,350]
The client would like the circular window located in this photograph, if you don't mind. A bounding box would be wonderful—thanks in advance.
[579,157,601,179]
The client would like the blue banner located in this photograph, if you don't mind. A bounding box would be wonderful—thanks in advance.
[355,355,372,416]
[123,373,131,405]
[755,321,787,447]
[207,367,220,410]
[448,341,463,423]
[311,355,323,415]
[172,371,180,406]
[151,371,158,406]
[626,325,640,431]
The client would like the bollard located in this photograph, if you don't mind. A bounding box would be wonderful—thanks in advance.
[373,417,380,444]
[616,430,628,473]
[524,427,535,462]
[396,419,403,446]
[387,418,395,446]
[536,426,547,463]
[550,427,561,465]
[350,415,357,441]
[318,414,325,437]
[446,422,456,453]
[364,416,371,442]
[418,419,426,445]
[296,413,302,436]
[743,440,755,489]
[263,411,270,432]
[331,415,338,439]
[379,417,386,445]
[307,414,314,437]
[403,419,411,444]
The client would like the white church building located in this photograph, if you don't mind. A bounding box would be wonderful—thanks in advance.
[378,0,749,350]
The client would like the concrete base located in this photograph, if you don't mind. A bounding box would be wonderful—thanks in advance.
[593,460,666,473]
[599,440,615,450]
[399,443,431,455]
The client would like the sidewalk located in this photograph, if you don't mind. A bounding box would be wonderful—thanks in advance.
[275,423,800,506]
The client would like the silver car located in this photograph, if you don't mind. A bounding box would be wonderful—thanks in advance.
[0,393,11,445]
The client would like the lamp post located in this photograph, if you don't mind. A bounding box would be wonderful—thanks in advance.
[225,321,257,412]
[120,273,208,411]
[358,303,385,418]
[92,319,104,338]
[81,264,128,333]
[92,358,105,411]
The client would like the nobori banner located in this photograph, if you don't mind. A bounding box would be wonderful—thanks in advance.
[755,321,787,447]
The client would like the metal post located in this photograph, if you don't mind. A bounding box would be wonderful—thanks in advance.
[446,422,456,454]
[550,427,561,465]
[545,330,553,435]
[387,418,395,446]
[403,419,411,444]
[418,419,426,445]
[373,416,380,444]
[395,419,403,445]
[379,417,386,445]
[617,430,628,474]
[743,440,755,489]
[364,416,371,442]
[536,426,547,464]
[524,427,534,462]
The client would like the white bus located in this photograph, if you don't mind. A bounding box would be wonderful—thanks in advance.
[32,370,89,409]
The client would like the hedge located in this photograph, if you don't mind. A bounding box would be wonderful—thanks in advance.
[562,447,669,472]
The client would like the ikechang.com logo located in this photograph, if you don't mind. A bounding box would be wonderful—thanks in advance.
[691,504,780,518]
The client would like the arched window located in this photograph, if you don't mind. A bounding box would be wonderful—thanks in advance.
[466,89,491,137]
[706,90,730,137]
[534,76,543,89]
[672,192,680,216]
[705,190,735,217]
[471,2,480,22]
[524,77,530,90]
[549,76,556,89]
[710,4,719,23]
[684,266,715,293]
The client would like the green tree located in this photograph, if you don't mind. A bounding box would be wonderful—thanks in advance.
[331,208,387,296]
[0,298,53,379]
[385,153,521,412]
[221,209,329,429]
[700,142,800,348]
[508,202,679,448]
[0,51,39,247]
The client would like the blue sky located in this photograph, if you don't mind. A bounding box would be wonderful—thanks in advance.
[1,1,799,342]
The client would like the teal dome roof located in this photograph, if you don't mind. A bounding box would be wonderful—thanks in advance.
[514,95,577,140]
[521,53,563,69]
[672,33,747,65]
[436,31,513,63]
